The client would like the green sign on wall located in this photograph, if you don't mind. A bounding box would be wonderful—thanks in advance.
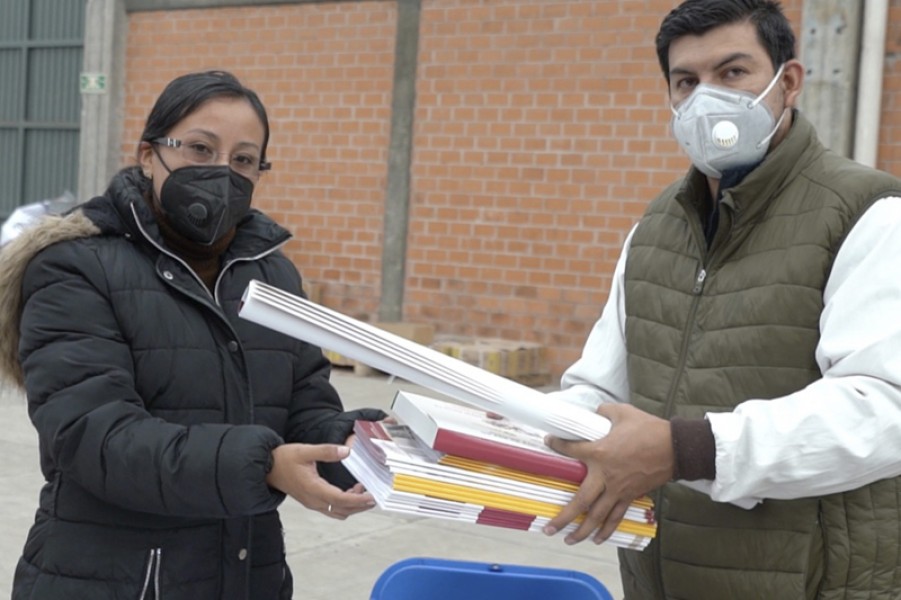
[80,72,107,94]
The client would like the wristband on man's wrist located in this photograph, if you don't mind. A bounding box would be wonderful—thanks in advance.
[670,417,716,481]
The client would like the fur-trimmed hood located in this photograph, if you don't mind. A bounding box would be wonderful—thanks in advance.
[0,167,152,388]
[0,209,101,388]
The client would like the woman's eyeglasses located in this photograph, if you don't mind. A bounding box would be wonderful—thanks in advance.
[152,138,271,179]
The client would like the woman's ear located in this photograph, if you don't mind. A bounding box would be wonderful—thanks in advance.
[138,141,154,179]
[781,59,805,109]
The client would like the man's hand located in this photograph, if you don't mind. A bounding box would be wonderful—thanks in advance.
[543,403,674,544]
[266,443,376,520]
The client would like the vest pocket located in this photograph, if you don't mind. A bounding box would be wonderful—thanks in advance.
[656,483,821,599]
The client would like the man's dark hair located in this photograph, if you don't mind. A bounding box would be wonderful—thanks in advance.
[138,70,271,167]
[655,0,796,84]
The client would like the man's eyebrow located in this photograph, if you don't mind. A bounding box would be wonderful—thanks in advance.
[712,52,755,70]
[669,66,696,78]
[669,52,756,78]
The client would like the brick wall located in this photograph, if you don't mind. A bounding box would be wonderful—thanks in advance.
[881,2,901,176]
[122,0,899,379]
[124,2,397,322]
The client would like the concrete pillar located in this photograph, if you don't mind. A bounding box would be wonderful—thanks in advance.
[379,0,421,323]
[798,1,862,158]
[78,0,128,203]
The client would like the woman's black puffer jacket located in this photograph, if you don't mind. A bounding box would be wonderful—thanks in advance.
[0,168,381,599]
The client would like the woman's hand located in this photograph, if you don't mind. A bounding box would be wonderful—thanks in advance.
[266,443,376,520]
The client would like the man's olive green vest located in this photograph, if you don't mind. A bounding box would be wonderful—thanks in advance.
[620,113,901,599]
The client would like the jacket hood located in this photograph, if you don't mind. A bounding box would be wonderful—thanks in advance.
[0,167,163,387]
[0,208,101,388]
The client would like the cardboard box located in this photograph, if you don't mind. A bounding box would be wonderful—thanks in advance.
[323,348,355,367]
[302,281,322,305]
[431,335,550,386]
[371,321,435,347]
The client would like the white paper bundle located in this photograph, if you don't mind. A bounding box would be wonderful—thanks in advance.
[239,279,611,440]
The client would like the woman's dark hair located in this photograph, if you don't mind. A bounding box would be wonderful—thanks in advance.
[655,0,796,84]
[137,70,271,169]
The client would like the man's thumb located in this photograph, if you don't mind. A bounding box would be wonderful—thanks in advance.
[595,402,622,421]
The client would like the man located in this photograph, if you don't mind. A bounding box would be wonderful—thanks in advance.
[542,1,901,598]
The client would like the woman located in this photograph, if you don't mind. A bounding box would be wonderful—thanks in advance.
[0,71,385,599]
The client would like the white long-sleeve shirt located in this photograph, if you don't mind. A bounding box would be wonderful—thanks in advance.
[547,196,901,507]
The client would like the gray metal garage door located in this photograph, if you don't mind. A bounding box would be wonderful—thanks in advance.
[0,0,84,219]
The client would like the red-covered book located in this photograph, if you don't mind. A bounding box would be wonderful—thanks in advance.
[390,391,587,484]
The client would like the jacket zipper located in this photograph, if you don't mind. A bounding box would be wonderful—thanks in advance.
[129,203,288,307]
[138,547,161,600]
[213,245,289,427]
[130,203,288,425]
[130,204,215,300]
[213,243,288,306]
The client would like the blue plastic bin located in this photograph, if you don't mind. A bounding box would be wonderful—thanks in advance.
[371,557,614,600]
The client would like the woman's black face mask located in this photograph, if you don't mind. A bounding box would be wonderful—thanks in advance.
[158,165,254,245]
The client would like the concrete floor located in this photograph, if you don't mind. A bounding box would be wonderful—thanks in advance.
[0,369,623,598]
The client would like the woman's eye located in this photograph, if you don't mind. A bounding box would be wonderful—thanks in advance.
[187,143,215,158]
[232,154,256,166]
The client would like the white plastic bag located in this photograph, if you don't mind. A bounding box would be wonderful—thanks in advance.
[1,191,77,247]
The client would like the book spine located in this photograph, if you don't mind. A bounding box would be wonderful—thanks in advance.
[433,430,587,484]
[476,508,537,531]
[393,474,657,538]
[352,420,389,463]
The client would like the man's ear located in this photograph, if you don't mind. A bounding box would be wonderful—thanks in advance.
[781,59,805,109]
[138,141,154,178]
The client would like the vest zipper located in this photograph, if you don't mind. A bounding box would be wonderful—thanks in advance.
[662,200,735,418]
[659,264,707,421]
[814,502,827,598]
[138,547,161,600]
[692,268,707,294]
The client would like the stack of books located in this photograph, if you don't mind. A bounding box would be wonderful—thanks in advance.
[238,280,659,545]
[342,391,657,550]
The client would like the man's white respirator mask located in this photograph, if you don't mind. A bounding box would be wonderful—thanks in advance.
[671,64,786,178]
